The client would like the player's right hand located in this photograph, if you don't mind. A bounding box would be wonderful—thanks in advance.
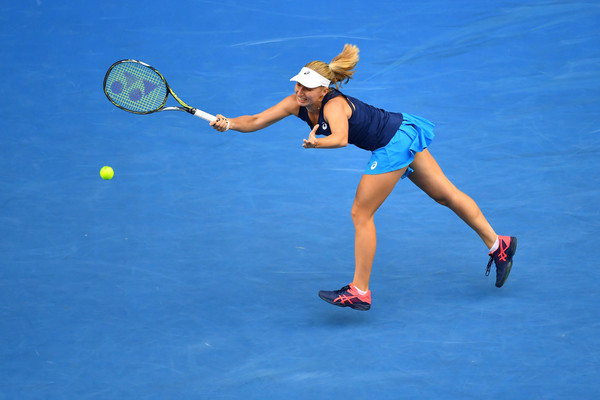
[210,114,230,132]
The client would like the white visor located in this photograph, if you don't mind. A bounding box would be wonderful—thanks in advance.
[289,67,331,88]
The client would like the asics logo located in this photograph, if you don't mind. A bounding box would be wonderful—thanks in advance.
[334,294,359,304]
[370,161,378,170]
[497,238,509,261]
[322,122,328,130]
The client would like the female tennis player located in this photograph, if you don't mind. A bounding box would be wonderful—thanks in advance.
[210,44,517,311]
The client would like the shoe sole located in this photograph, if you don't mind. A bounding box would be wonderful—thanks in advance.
[496,237,517,288]
[318,292,371,311]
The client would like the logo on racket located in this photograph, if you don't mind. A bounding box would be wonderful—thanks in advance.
[110,71,159,102]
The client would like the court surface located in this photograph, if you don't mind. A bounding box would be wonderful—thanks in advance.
[1,1,599,399]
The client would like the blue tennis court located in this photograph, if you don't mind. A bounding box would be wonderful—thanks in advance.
[1,1,599,398]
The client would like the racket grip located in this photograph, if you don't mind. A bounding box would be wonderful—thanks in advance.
[193,108,217,122]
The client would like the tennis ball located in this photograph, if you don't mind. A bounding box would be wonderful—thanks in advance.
[100,166,114,180]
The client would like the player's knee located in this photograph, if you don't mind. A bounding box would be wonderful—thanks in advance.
[433,187,468,209]
[431,192,453,207]
[434,197,451,207]
[351,205,361,222]
[351,204,370,225]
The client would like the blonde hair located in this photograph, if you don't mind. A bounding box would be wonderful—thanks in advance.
[305,44,359,89]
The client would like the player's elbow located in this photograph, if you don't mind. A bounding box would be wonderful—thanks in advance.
[247,115,276,133]
[327,132,348,148]
[334,136,348,148]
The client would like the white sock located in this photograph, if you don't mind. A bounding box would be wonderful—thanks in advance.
[353,285,368,295]
[489,236,500,253]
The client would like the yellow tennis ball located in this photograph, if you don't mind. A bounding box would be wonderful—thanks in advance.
[100,166,114,180]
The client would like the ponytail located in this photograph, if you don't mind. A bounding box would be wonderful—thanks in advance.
[328,44,360,88]
[304,44,360,89]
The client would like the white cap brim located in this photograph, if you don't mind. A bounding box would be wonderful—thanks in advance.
[289,67,331,88]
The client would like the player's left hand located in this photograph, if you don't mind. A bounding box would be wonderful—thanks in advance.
[302,125,319,148]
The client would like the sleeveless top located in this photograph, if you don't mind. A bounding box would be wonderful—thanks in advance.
[296,88,403,151]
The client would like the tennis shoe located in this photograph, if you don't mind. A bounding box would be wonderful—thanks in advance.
[318,283,371,311]
[486,236,517,288]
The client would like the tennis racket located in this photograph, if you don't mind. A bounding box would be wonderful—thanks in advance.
[103,59,216,122]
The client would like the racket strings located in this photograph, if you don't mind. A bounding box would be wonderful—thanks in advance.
[104,61,168,113]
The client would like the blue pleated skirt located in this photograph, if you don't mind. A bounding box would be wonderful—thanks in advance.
[364,113,435,178]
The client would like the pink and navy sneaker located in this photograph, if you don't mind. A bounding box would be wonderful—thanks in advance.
[318,283,371,311]
[486,235,517,288]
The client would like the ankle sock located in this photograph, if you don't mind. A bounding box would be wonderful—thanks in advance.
[352,285,368,296]
[489,236,500,254]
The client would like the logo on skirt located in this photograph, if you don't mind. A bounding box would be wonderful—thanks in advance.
[370,161,378,170]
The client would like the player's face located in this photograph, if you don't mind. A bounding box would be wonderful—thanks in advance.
[295,83,328,108]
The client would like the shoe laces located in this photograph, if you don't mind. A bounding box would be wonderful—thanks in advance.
[339,285,351,293]
[485,255,493,276]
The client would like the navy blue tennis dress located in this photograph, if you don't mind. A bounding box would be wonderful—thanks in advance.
[297,88,435,178]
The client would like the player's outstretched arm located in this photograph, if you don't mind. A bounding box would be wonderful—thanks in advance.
[211,95,299,133]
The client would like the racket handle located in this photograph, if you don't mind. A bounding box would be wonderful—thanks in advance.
[193,108,217,122]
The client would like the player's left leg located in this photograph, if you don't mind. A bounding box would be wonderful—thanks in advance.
[407,149,516,287]
[407,149,497,247]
